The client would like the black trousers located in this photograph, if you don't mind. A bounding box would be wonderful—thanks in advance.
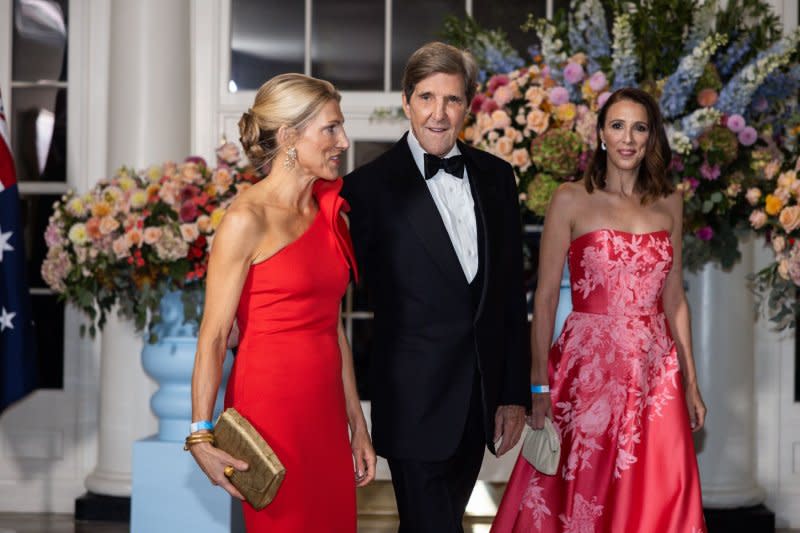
[387,373,486,533]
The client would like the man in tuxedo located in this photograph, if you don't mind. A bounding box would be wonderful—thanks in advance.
[341,42,530,532]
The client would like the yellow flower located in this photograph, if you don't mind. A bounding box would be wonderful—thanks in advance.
[118,176,136,192]
[66,197,87,217]
[210,208,226,230]
[554,103,577,123]
[91,200,113,218]
[68,223,89,245]
[130,189,148,210]
[147,165,162,183]
[764,194,784,216]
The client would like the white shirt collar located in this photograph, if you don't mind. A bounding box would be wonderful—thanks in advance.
[406,129,461,179]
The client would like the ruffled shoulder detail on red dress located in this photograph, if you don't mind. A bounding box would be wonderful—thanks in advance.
[313,178,359,283]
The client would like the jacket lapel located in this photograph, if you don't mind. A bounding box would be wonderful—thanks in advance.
[387,135,466,288]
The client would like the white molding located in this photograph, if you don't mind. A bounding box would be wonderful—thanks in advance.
[0,0,11,126]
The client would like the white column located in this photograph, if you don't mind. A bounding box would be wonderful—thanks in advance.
[84,313,156,496]
[84,0,191,497]
[685,238,765,507]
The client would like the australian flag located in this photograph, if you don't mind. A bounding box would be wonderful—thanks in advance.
[0,90,37,413]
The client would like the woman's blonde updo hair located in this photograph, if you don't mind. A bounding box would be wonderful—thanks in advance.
[238,73,341,172]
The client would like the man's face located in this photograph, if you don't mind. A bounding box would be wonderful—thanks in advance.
[402,72,468,157]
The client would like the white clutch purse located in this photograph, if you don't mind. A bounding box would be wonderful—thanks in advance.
[522,417,561,475]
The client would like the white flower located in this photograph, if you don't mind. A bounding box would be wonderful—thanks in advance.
[665,126,692,155]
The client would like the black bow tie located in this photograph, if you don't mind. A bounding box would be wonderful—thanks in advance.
[424,153,465,180]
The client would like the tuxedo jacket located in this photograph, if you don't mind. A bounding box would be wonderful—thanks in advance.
[341,133,530,461]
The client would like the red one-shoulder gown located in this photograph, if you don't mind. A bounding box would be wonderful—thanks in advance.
[225,178,358,532]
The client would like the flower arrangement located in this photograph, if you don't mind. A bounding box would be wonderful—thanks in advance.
[41,143,262,340]
[744,113,800,328]
[450,0,800,271]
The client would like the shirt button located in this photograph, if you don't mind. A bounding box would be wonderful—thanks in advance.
[468,249,474,256]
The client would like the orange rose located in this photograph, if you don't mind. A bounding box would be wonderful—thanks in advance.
[765,194,784,216]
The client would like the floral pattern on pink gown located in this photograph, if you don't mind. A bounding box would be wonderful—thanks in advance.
[492,229,706,533]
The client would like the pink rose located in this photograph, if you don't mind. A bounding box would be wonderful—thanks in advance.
[738,126,758,146]
[125,228,143,248]
[215,142,240,165]
[213,168,233,190]
[511,148,531,170]
[745,188,762,205]
[490,110,512,130]
[726,114,746,133]
[526,109,550,135]
[480,98,499,114]
[196,215,212,234]
[765,161,782,180]
[143,227,163,245]
[180,223,200,242]
[487,74,509,93]
[597,91,612,109]
[779,206,800,233]
[470,94,486,114]
[112,236,131,259]
[495,136,514,156]
[493,85,514,106]
[525,86,546,107]
[548,86,570,106]
[773,235,786,254]
[563,62,585,84]
[99,216,120,235]
[749,210,767,229]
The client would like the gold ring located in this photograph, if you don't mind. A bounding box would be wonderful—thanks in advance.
[224,465,235,478]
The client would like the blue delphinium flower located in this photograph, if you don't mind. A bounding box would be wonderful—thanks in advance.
[717,30,800,116]
[483,41,524,78]
[715,34,752,78]
[661,34,728,118]
[611,14,638,89]
[569,0,610,73]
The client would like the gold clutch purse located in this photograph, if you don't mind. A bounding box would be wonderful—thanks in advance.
[214,408,286,510]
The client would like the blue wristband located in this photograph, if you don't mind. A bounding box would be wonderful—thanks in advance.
[531,384,550,394]
[190,420,213,433]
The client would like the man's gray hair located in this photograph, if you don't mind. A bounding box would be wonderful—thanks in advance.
[402,42,479,104]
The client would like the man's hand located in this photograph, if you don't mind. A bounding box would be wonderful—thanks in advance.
[493,404,526,456]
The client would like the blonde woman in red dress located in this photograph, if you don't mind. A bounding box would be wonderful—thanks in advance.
[188,73,376,532]
[493,88,707,532]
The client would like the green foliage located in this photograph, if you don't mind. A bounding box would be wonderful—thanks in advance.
[604,0,698,81]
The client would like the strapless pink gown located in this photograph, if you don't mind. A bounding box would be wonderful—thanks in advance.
[492,229,706,533]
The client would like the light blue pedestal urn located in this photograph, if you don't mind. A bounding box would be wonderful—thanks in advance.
[131,291,243,533]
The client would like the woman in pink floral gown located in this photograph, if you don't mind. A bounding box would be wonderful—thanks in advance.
[492,88,707,532]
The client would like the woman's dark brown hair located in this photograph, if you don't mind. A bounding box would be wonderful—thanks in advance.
[583,87,674,204]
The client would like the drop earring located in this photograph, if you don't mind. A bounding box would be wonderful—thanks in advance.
[284,146,297,170]
[601,141,607,151]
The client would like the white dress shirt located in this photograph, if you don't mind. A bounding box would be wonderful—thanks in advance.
[406,130,479,283]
